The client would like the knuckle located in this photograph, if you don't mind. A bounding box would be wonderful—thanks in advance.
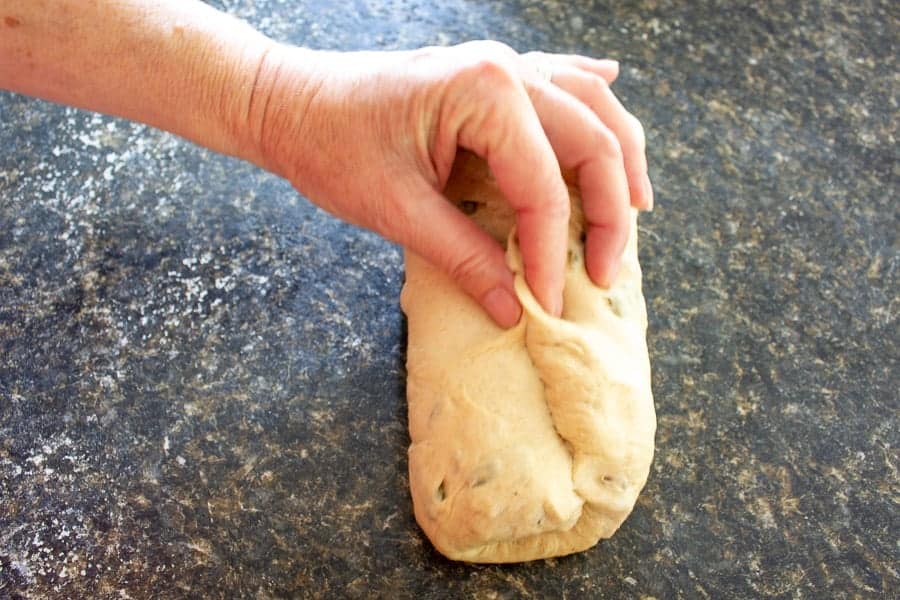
[467,56,516,87]
[625,113,646,151]
[456,42,520,87]
[447,249,493,293]
[590,125,624,162]
[581,75,610,105]
[526,178,571,221]
[589,74,611,93]
[542,184,572,219]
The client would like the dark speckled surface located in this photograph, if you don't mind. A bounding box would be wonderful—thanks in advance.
[1,1,898,598]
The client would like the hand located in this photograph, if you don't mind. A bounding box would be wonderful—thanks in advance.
[0,0,649,327]
[251,41,652,327]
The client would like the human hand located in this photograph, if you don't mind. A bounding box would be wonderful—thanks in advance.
[0,0,649,327]
[249,41,652,327]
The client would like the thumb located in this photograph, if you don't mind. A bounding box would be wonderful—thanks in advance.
[393,177,522,328]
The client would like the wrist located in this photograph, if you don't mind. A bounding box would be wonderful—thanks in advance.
[233,44,327,179]
[179,20,280,168]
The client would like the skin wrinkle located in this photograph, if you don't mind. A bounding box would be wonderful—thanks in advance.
[244,44,273,159]
[256,50,290,174]
[392,53,443,188]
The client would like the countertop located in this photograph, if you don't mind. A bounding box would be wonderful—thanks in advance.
[1,0,897,598]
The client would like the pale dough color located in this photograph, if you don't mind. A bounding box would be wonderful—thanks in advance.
[401,153,656,563]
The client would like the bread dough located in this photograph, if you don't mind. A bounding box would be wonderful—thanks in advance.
[401,152,655,563]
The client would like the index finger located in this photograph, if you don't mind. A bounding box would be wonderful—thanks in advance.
[456,68,570,317]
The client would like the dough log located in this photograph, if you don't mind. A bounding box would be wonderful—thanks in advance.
[401,153,656,563]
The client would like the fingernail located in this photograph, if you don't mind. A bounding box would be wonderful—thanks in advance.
[601,60,620,83]
[598,58,619,71]
[549,293,563,318]
[483,287,521,329]
[603,259,621,288]
[643,173,654,211]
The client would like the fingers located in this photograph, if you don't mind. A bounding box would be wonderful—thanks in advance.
[549,65,653,210]
[427,43,647,317]
[525,78,631,288]
[390,177,523,328]
[455,59,570,317]
[523,51,619,85]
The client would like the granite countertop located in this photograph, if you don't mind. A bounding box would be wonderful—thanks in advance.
[1,0,897,598]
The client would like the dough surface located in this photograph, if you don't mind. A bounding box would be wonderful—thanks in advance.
[401,153,656,563]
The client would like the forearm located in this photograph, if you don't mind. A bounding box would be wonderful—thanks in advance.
[0,0,281,166]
